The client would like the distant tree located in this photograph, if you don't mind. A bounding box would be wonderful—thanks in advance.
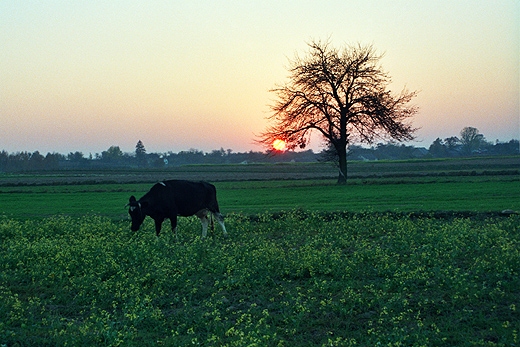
[373,142,418,160]
[460,127,485,155]
[429,138,448,158]
[206,148,227,164]
[444,136,460,152]
[65,151,87,168]
[0,150,8,171]
[491,139,520,155]
[211,148,226,157]
[67,151,85,162]
[101,146,123,162]
[259,39,418,184]
[176,149,205,165]
[44,152,63,170]
[29,151,45,170]
[318,142,341,166]
[343,144,375,161]
[145,152,165,167]
[7,152,30,171]
[135,140,147,167]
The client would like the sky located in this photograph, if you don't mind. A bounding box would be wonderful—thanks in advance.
[1,0,518,155]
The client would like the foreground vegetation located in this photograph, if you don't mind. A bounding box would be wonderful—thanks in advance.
[1,212,519,346]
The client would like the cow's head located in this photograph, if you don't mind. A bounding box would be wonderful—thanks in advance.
[127,196,145,231]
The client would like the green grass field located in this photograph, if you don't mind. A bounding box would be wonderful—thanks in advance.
[0,158,519,346]
[0,177,518,219]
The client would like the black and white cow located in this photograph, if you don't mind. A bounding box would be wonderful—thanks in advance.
[127,180,227,237]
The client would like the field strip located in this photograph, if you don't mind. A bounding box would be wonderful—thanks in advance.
[1,178,518,219]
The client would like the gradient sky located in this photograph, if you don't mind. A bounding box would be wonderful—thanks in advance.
[1,1,518,155]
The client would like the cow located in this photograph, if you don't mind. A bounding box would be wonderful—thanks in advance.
[127,180,227,237]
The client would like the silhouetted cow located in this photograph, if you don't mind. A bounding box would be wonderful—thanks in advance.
[127,180,227,237]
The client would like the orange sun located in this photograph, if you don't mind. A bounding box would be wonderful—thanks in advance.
[272,139,287,151]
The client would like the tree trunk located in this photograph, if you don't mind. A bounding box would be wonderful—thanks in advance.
[336,145,347,185]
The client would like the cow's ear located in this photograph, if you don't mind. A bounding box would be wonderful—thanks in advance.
[129,196,136,203]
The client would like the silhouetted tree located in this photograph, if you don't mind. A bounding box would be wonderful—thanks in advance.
[374,143,417,160]
[0,150,8,171]
[460,127,485,155]
[29,151,45,170]
[44,152,63,170]
[444,137,460,150]
[259,39,418,184]
[429,138,448,158]
[67,151,85,161]
[491,139,520,155]
[101,146,123,162]
[135,140,147,167]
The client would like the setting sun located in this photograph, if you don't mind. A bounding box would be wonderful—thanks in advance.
[272,139,287,151]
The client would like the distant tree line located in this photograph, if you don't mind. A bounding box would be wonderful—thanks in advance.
[0,145,317,172]
[347,127,518,161]
[426,127,518,158]
[0,128,518,172]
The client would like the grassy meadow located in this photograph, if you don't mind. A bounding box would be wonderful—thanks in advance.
[1,176,519,219]
[0,157,519,346]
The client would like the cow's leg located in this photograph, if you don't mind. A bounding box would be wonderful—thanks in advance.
[154,218,164,237]
[213,212,228,237]
[209,213,215,231]
[196,209,210,237]
[169,216,178,236]
[200,216,210,238]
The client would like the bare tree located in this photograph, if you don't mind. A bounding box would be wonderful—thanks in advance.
[259,39,418,184]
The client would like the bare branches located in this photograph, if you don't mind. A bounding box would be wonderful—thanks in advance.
[258,39,418,182]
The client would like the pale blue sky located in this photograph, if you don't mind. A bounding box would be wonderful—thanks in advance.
[1,1,518,154]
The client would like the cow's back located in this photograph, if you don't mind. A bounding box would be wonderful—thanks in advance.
[163,180,219,216]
